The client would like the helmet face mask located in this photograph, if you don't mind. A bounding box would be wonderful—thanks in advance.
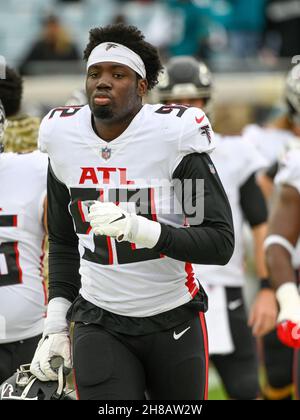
[0,99,7,153]
[0,364,74,400]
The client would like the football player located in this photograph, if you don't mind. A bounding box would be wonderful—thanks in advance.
[265,145,300,400]
[0,92,48,384]
[156,56,277,400]
[0,66,40,153]
[242,65,300,197]
[30,23,234,400]
[244,64,300,400]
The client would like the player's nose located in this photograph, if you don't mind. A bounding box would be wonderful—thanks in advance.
[96,77,112,90]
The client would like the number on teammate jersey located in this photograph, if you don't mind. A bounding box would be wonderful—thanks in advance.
[48,106,83,119]
[0,215,22,286]
[155,104,189,118]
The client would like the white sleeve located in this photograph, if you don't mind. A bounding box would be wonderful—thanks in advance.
[243,124,293,167]
[237,138,268,186]
[37,110,56,153]
[35,151,48,225]
[275,149,300,194]
[171,107,215,175]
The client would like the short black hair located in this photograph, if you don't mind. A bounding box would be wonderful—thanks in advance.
[0,66,23,117]
[84,24,163,90]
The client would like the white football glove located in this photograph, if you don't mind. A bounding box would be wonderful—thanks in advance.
[30,297,72,381]
[87,201,161,249]
[30,333,72,381]
[276,283,300,324]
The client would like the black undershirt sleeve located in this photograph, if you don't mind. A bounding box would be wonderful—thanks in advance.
[153,153,234,265]
[47,162,81,302]
[239,173,268,227]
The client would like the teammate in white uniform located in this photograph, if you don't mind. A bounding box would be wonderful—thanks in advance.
[242,125,294,168]
[157,56,277,399]
[30,24,234,400]
[0,67,40,153]
[0,95,48,384]
[244,64,300,400]
[266,145,300,400]
[242,67,299,198]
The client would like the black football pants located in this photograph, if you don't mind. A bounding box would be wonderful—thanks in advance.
[262,330,300,400]
[73,314,208,400]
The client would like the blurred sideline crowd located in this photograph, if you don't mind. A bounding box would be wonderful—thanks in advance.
[1,0,300,76]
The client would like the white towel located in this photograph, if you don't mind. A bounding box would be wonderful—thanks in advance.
[204,285,234,355]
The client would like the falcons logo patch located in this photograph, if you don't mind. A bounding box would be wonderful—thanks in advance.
[105,43,118,51]
[200,125,212,144]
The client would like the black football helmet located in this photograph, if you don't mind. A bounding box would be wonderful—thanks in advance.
[285,63,300,125]
[0,364,75,400]
[157,56,213,104]
[0,99,7,153]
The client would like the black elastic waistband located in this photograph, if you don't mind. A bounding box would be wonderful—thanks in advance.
[67,286,208,336]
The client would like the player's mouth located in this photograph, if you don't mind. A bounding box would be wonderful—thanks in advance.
[94,94,112,106]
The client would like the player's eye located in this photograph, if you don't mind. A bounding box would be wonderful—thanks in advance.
[88,72,98,79]
[113,73,124,79]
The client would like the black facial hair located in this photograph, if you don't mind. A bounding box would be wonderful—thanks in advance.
[92,104,114,119]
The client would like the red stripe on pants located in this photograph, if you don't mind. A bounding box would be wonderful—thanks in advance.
[73,368,80,400]
[199,312,209,400]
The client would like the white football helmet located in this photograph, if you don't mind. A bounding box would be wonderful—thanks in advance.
[286,63,300,125]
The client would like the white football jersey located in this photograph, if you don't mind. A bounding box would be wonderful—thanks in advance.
[242,124,295,166]
[39,103,215,317]
[275,148,300,195]
[194,134,267,287]
[275,148,300,268]
[0,151,47,343]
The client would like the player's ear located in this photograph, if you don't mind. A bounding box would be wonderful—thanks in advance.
[137,78,148,98]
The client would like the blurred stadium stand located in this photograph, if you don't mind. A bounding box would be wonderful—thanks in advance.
[21,70,286,135]
[1,0,298,71]
[0,0,120,67]
[0,0,298,132]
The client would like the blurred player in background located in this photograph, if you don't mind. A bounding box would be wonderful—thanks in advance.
[265,145,300,400]
[157,56,277,399]
[243,64,300,400]
[242,64,300,198]
[0,69,48,384]
[0,67,40,153]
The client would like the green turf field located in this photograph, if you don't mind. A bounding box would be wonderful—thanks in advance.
[209,386,227,400]
[208,367,227,400]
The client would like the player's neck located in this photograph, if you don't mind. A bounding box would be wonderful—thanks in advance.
[92,105,143,142]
